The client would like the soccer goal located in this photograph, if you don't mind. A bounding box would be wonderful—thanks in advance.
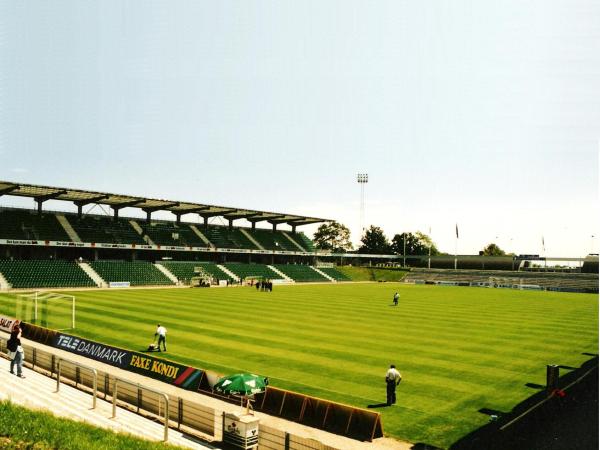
[16,291,76,331]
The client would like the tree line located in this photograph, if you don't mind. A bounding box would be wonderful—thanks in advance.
[313,222,509,256]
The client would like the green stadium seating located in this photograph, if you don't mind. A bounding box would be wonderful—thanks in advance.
[295,232,315,251]
[0,209,70,241]
[160,261,233,283]
[0,208,320,252]
[272,264,330,282]
[89,261,173,286]
[246,229,297,251]
[223,263,279,280]
[0,260,95,288]
[318,267,351,281]
[70,215,146,244]
[141,222,207,247]
[202,225,258,249]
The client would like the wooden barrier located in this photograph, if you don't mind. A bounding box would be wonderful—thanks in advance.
[254,386,382,441]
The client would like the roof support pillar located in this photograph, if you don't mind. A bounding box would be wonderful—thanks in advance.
[175,213,181,225]
[113,208,120,221]
[251,222,256,230]
[228,219,233,230]
[272,223,277,233]
[77,204,83,218]
[36,199,43,215]
[146,210,152,223]
[292,224,296,234]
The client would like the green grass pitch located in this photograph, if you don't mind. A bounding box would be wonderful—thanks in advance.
[1,284,597,448]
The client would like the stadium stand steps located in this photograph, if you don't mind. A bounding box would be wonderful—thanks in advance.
[89,261,174,286]
[310,266,335,282]
[267,265,293,282]
[203,225,258,250]
[246,228,296,252]
[159,261,234,284]
[239,228,265,250]
[223,263,278,280]
[271,264,329,282]
[189,225,214,248]
[215,264,240,282]
[56,215,81,242]
[0,209,70,241]
[318,267,352,281]
[129,220,155,245]
[0,260,96,289]
[281,231,306,251]
[0,272,10,290]
[69,215,146,245]
[154,263,180,284]
[295,232,315,252]
[78,262,106,287]
[139,222,209,247]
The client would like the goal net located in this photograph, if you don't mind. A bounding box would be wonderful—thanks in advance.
[16,291,76,331]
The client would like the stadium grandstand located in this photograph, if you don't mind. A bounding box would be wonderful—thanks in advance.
[0,180,597,293]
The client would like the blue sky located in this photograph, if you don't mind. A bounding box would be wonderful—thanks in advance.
[0,1,598,256]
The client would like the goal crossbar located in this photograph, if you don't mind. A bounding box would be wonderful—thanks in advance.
[16,291,76,330]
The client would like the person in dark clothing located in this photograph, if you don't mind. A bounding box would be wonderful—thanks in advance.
[7,326,25,378]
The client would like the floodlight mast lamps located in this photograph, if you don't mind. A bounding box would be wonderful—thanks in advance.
[357,173,368,242]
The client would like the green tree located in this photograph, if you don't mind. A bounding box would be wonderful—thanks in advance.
[481,243,506,256]
[312,221,353,252]
[390,232,440,255]
[358,225,391,254]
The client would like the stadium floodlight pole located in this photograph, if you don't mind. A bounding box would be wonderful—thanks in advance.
[455,223,459,270]
[403,233,406,267]
[357,173,368,243]
[428,227,431,269]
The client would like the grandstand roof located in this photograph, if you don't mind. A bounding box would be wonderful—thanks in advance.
[0,180,330,226]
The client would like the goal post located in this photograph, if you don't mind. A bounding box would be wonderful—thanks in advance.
[16,291,76,331]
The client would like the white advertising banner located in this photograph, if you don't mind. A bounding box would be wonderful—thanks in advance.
[0,315,20,333]
[0,239,313,256]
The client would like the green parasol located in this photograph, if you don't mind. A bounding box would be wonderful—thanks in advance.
[213,373,268,396]
[214,373,269,414]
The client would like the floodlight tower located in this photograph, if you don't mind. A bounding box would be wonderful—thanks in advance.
[357,173,368,240]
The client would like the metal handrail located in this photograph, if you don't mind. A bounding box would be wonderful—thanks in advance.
[56,358,98,409]
[112,377,169,442]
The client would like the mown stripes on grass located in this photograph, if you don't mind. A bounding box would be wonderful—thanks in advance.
[0,284,596,449]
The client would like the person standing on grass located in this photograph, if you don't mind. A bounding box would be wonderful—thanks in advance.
[155,324,167,352]
[7,326,25,378]
[385,364,402,405]
[393,292,399,306]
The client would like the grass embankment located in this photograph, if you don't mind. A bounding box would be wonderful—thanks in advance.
[0,400,183,450]
[337,265,408,281]
[0,284,597,448]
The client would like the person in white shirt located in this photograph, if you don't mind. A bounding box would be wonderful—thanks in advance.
[393,292,399,306]
[385,364,402,405]
[155,324,167,352]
